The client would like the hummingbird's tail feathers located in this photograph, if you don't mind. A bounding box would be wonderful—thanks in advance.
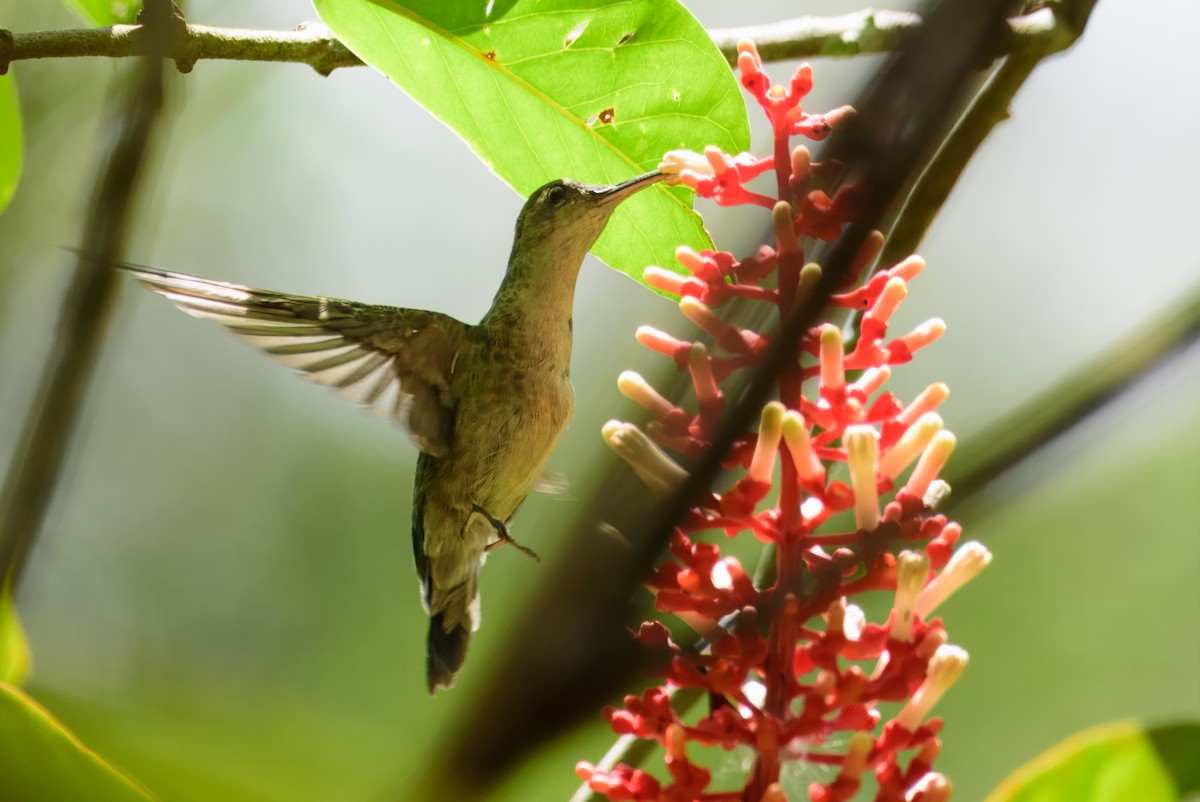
[111,260,470,458]
[427,614,470,693]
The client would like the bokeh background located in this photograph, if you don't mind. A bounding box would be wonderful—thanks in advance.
[1,0,1197,800]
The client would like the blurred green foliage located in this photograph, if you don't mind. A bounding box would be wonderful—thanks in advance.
[0,76,21,215]
[0,683,154,801]
[983,722,1200,802]
[60,0,142,27]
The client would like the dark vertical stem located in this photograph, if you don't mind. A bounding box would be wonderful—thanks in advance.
[0,25,168,592]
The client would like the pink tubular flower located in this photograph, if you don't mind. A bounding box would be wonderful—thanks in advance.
[590,41,988,802]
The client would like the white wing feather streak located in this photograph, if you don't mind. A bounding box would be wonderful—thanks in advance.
[118,262,468,457]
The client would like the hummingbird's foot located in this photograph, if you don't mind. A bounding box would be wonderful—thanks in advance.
[486,530,540,562]
[470,505,541,561]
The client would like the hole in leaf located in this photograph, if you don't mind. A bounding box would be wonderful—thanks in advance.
[565,19,589,48]
[597,107,615,125]
[483,50,497,61]
[617,31,635,45]
[484,0,495,17]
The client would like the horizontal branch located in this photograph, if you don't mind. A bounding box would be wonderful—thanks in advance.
[0,8,1073,76]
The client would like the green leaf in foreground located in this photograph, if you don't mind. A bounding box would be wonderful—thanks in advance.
[0,74,22,215]
[314,0,750,282]
[0,589,31,685]
[984,720,1200,802]
[60,0,142,26]
[0,683,156,801]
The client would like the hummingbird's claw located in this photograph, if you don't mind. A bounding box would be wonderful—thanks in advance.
[472,505,540,561]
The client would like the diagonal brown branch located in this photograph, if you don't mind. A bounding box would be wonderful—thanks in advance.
[880,2,1099,264]
[0,8,1072,76]
[944,280,1200,509]
[0,9,171,593]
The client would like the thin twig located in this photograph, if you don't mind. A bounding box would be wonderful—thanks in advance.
[880,4,1097,265]
[944,281,1200,508]
[0,8,169,592]
[0,9,1070,75]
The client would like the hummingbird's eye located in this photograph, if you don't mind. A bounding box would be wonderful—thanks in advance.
[545,184,570,208]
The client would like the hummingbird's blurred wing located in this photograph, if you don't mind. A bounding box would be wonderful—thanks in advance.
[119,263,469,458]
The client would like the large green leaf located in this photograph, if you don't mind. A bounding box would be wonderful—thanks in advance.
[60,0,142,26]
[0,683,157,801]
[313,0,749,282]
[0,74,21,215]
[0,589,30,685]
[984,721,1200,802]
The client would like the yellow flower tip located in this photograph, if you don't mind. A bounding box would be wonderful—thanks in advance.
[659,149,708,177]
[799,262,822,286]
[879,412,944,480]
[844,425,880,531]
[819,324,845,392]
[791,262,823,312]
[853,365,891,397]
[781,410,825,483]
[897,644,968,730]
[674,245,705,274]
[602,420,688,497]
[687,340,709,370]
[635,325,682,357]
[915,542,992,618]
[749,401,786,483]
[791,145,812,182]
[892,550,931,641]
[826,596,846,628]
[772,201,798,253]
[870,276,908,325]
[665,722,688,757]
[617,371,675,419]
[679,295,714,327]
[852,231,885,274]
[898,383,950,426]
[736,39,759,58]
[903,430,956,500]
[643,266,688,296]
[923,479,952,510]
[828,104,856,124]
[703,146,731,176]
[901,318,946,353]
[909,773,953,802]
[840,731,874,777]
[893,254,925,282]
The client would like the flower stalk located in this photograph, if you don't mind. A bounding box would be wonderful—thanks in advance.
[582,42,987,802]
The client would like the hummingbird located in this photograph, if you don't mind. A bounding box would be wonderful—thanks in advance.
[113,171,664,692]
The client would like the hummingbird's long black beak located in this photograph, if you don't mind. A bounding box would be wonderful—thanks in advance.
[591,170,665,208]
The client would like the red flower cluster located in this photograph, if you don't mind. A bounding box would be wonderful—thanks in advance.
[581,43,991,802]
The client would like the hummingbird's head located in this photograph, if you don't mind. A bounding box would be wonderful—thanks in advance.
[513,171,665,258]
